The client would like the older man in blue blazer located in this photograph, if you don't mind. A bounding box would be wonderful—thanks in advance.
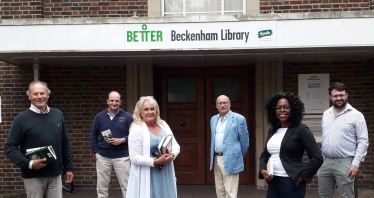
[210,95,249,198]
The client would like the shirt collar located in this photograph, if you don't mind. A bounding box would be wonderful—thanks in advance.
[330,102,352,115]
[106,108,121,116]
[218,111,230,121]
[29,104,50,114]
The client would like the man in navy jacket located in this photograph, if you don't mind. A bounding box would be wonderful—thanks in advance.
[90,91,133,198]
[210,95,249,198]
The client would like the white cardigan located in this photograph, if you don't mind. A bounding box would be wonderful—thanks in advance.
[126,121,180,198]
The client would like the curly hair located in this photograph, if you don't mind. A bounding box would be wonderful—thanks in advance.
[264,92,305,129]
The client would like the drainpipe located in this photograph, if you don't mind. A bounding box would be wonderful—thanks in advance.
[33,64,40,81]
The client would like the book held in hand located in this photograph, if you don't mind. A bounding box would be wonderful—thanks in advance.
[267,157,274,177]
[25,145,56,163]
[157,135,173,154]
[101,129,113,144]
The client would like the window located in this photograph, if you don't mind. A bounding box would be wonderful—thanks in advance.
[163,0,245,16]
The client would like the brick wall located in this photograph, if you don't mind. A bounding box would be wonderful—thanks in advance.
[260,0,371,14]
[283,61,374,189]
[0,61,128,193]
[0,62,34,193]
[0,0,147,19]
[0,0,43,19]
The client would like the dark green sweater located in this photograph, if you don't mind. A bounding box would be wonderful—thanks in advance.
[4,108,73,178]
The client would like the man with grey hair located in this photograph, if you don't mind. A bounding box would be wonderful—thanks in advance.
[210,95,249,198]
[4,80,74,198]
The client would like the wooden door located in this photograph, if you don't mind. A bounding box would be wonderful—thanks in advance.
[155,66,255,185]
[158,68,206,184]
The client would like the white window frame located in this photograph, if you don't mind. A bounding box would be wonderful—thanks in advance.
[161,0,246,16]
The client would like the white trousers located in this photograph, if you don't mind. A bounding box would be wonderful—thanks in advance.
[96,153,130,198]
[23,175,62,198]
[214,155,239,198]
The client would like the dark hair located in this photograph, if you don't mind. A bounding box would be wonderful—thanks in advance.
[328,82,346,95]
[264,92,305,129]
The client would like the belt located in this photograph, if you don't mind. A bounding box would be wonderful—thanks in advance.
[215,152,223,156]
[324,156,353,161]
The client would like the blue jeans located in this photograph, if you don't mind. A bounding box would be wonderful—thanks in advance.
[266,176,306,198]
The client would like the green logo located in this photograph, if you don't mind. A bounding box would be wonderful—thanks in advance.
[127,24,163,42]
[257,30,273,38]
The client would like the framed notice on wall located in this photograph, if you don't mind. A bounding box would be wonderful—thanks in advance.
[298,74,329,114]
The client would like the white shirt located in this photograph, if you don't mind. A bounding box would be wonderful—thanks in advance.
[267,128,288,177]
[215,114,227,153]
[321,102,369,167]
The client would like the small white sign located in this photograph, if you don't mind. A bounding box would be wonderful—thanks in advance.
[298,74,329,114]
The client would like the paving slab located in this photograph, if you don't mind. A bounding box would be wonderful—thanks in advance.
[61,185,374,198]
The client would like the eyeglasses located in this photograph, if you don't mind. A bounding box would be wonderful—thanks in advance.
[275,106,291,111]
[331,94,347,99]
[216,102,230,105]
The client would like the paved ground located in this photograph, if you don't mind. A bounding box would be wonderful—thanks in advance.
[60,185,374,198]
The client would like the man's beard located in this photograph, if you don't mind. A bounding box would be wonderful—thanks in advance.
[332,98,347,109]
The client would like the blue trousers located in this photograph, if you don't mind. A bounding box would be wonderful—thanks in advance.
[266,176,306,198]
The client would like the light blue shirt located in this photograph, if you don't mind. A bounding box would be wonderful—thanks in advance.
[321,102,369,167]
[215,114,227,153]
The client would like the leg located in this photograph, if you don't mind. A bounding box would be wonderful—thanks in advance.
[335,158,355,198]
[318,158,336,198]
[266,178,279,198]
[113,156,130,198]
[278,177,306,198]
[222,170,239,198]
[96,153,113,198]
[45,175,62,198]
[23,177,47,198]
[214,155,226,198]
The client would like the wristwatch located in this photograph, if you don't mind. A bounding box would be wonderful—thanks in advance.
[121,138,125,144]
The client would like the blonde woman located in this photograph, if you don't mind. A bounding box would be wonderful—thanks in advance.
[126,96,180,198]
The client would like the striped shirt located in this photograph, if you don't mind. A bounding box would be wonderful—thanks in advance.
[321,102,369,167]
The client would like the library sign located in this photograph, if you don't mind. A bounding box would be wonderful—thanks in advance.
[124,21,276,50]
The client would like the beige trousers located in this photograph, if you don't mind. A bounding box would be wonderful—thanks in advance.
[96,153,130,198]
[214,155,239,198]
[23,175,62,198]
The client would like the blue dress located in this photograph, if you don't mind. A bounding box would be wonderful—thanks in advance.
[149,129,177,198]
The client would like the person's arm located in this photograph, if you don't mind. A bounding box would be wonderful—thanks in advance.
[90,114,100,154]
[351,113,369,167]
[238,116,249,157]
[259,146,273,182]
[128,125,154,167]
[4,120,31,169]
[347,113,369,179]
[298,125,323,183]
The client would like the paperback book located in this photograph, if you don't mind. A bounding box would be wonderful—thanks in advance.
[101,129,113,144]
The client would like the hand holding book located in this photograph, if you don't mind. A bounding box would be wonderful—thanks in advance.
[25,146,57,166]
